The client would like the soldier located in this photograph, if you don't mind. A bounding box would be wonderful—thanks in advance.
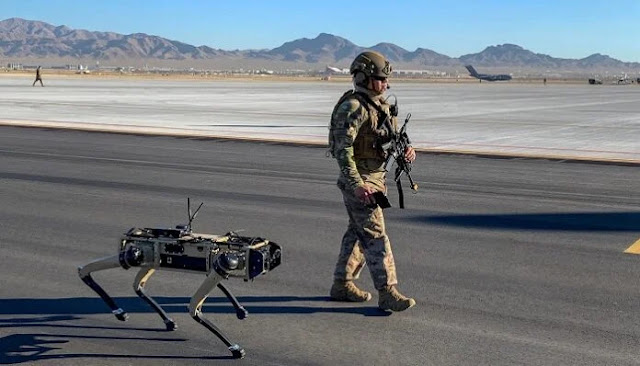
[32,66,44,87]
[327,51,416,312]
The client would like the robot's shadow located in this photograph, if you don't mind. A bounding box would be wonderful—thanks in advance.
[0,295,389,363]
[0,315,235,363]
[0,295,391,318]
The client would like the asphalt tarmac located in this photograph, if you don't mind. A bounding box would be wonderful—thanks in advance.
[1,77,639,365]
[0,76,638,164]
[1,127,639,365]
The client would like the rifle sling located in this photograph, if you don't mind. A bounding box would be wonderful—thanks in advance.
[352,92,392,128]
[396,172,405,209]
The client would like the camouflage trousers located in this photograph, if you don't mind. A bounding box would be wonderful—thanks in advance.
[333,180,398,290]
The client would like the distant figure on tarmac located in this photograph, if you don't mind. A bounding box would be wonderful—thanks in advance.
[32,66,44,87]
[543,78,547,85]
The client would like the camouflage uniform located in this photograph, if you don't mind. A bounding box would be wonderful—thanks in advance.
[330,86,398,290]
[328,51,415,311]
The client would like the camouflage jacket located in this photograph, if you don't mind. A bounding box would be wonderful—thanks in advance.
[328,86,397,192]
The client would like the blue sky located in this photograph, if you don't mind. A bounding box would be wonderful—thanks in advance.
[4,0,639,62]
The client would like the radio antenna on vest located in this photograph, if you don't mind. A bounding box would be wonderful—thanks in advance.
[385,94,398,117]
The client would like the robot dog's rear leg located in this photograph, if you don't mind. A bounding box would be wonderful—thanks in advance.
[217,283,248,319]
[78,255,128,321]
[133,268,177,331]
[188,272,246,359]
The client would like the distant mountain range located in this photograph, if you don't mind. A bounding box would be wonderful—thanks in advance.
[1,18,638,75]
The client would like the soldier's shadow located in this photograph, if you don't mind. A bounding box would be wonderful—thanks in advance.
[409,211,640,231]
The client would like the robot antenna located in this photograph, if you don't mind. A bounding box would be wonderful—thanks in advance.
[187,197,204,232]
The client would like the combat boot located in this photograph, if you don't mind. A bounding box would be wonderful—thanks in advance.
[330,280,372,302]
[378,286,416,312]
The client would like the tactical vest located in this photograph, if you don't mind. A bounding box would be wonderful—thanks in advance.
[328,90,394,161]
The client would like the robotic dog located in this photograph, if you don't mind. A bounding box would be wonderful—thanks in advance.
[78,199,282,359]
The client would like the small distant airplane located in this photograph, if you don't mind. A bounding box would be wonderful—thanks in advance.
[616,74,630,85]
[326,66,349,74]
[588,78,602,85]
[465,65,512,82]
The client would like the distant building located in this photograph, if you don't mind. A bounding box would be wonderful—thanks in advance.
[393,69,449,77]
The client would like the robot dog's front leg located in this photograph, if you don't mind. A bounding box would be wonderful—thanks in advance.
[188,272,246,359]
[133,268,177,330]
[217,282,248,320]
[78,254,128,321]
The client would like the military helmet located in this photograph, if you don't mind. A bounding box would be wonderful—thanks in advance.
[350,51,392,78]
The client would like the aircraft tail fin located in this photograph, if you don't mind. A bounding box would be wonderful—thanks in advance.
[465,65,479,77]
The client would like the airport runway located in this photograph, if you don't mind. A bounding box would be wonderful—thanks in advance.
[1,127,639,365]
[0,76,639,163]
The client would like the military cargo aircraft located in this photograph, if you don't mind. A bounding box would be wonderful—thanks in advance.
[465,65,512,82]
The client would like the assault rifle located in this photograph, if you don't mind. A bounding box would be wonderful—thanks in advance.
[382,113,418,209]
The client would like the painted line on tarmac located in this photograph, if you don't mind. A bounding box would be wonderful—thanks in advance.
[624,238,640,255]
